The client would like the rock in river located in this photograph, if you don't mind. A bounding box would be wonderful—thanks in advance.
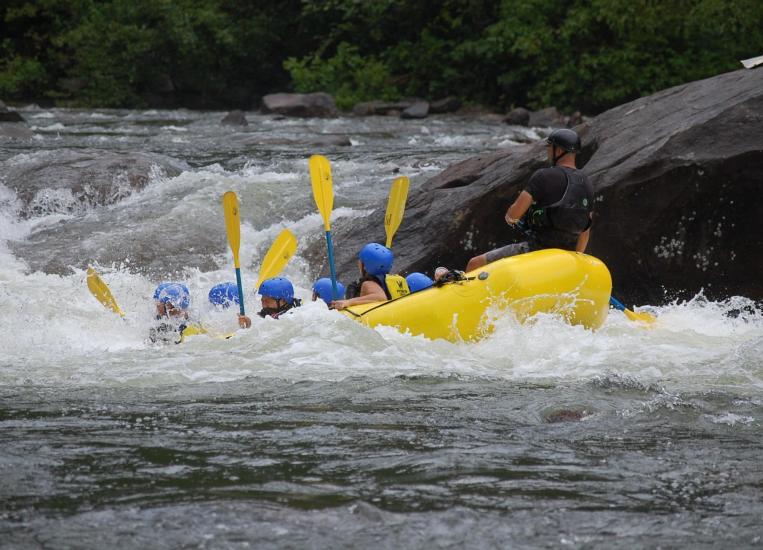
[1,149,186,218]
[305,68,763,304]
[261,93,338,118]
[221,110,248,126]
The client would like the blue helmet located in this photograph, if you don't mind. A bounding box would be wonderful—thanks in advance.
[359,243,393,276]
[258,277,294,303]
[152,282,172,301]
[406,272,434,293]
[312,277,345,303]
[157,283,190,310]
[208,282,239,308]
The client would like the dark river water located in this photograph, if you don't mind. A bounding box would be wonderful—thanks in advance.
[0,107,761,548]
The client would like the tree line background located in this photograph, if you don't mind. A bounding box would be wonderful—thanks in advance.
[1,0,761,114]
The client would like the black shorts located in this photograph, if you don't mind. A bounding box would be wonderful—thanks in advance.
[484,241,530,263]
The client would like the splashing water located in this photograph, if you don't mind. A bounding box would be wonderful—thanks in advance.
[1,107,761,548]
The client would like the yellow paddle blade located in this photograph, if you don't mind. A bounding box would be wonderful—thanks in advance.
[309,154,333,231]
[624,308,658,326]
[86,266,125,317]
[384,176,410,249]
[255,229,298,290]
[179,324,235,343]
[222,191,241,268]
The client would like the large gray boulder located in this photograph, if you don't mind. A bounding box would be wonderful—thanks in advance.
[528,106,566,127]
[504,107,531,126]
[1,149,186,218]
[400,101,430,119]
[305,68,763,304]
[261,92,338,118]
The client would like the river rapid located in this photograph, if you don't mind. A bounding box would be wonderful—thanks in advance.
[1,108,762,549]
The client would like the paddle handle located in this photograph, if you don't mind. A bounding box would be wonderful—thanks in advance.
[609,296,625,311]
[234,267,246,316]
[325,230,339,300]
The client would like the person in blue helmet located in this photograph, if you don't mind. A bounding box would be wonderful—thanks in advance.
[237,277,302,323]
[406,272,434,293]
[332,243,395,310]
[312,277,345,306]
[150,282,192,343]
[154,282,190,319]
[208,281,251,329]
[208,282,239,309]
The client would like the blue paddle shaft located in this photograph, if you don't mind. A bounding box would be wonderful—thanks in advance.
[235,267,245,315]
[609,296,625,311]
[325,231,339,300]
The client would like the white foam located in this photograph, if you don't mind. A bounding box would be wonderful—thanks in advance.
[1,115,761,393]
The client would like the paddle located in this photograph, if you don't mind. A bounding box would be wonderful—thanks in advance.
[86,266,125,317]
[222,191,246,317]
[384,176,409,249]
[308,154,339,300]
[609,295,657,325]
[254,228,298,292]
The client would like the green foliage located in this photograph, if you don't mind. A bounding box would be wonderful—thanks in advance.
[0,0,761,112]
[285,43,397,110]
[0,55,46,97]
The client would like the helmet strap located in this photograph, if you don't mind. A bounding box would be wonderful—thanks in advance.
[552,146,566,166]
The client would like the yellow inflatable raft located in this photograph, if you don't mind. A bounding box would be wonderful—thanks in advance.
[341,249,612,342]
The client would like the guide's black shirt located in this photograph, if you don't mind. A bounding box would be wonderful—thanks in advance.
[522,166,594,250]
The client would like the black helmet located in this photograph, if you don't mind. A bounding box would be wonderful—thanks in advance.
[545,128,580,153]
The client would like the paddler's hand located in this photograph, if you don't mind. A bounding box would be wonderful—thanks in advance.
[238,314,251,329]
[331,300,348,310]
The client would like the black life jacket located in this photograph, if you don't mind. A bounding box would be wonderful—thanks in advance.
[258,298,303,319]
[524,167,593,249]
[345,275,392,300]
[149,318,186,344]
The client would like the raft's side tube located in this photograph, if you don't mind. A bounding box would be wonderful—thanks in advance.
[342,249,612,342]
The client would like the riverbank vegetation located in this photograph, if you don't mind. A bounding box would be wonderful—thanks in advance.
[1,0,761,113]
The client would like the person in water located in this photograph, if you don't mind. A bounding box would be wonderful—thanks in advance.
[312,277,345,305]
[465,128,594,272]
[208,281,251,329]
[332,243,396,310]
[208,282,239,309]
[237,277,302,324]
[150,282,191,343]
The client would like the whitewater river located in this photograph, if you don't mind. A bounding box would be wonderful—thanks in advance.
[1,108,761,548]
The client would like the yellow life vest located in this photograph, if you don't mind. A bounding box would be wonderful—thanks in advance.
[385,274,410,299]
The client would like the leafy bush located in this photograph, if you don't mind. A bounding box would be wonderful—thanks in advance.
[0,0,761,112]
[285,43,398,110]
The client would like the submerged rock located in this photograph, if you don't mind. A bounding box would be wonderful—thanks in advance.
[401,101,430,119]
[0,100,24,122]
[261,92,338,118]
[1,149,186,218]
[430,97,462,114]
[221,110,248,126]
[306,68,763,303]
[0,123,34,140]
[544,409,588,423]
[243,134,351,147]
[352,100,414,116]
